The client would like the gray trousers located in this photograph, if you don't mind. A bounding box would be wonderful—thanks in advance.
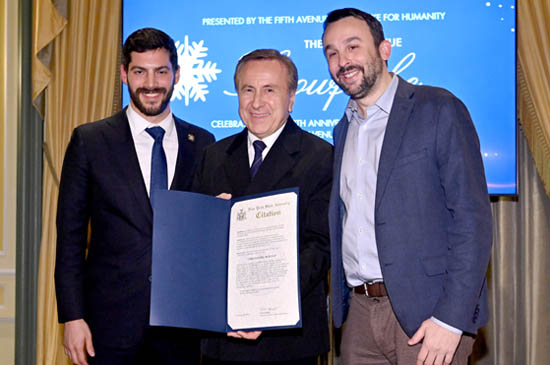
[340,294,475,365]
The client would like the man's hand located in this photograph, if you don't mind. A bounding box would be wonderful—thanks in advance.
[63,319,95,365]
[217,193,232,200]
[408,319,461,365]
[227,330,262,340]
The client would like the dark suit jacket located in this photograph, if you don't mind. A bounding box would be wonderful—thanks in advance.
[55,109,214,348]
[192,118,332,362]
[329,77,493,337]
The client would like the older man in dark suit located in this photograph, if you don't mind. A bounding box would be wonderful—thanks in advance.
[55,28,214,365]
[323,8,492,365]
[193,49,332,364]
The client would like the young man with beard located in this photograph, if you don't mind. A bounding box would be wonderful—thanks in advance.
[323,8,492,365]
[55,28,214,364]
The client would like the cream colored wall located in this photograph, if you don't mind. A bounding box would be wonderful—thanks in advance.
[0,0,18,363]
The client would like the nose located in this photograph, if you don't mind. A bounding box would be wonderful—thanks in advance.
[251,91,263,109]
[145,71,156,88]
[338,52,350,68]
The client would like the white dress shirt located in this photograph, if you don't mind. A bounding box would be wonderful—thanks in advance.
[340,75,398,286]
[126,105,179,196]
[246,123,286,167]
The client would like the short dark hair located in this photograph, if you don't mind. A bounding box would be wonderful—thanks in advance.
[323,8,385,48]
[122,28,179,71]
[234,49,298,93]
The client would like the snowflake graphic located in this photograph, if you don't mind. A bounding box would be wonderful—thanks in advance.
[172,35,221,106]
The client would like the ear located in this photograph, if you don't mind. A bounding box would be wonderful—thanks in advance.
[288,91,296,113]
[378,39,392,61]
[120,64,129,85]
[174,65,181,84]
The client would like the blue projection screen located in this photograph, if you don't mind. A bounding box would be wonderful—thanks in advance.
[123,0,517,195]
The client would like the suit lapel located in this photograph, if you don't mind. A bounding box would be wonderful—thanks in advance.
[245,118,301,196]
[223,130,252,198]
[375,77,415,210]
[105,111,153,224]
[171,116,196,191]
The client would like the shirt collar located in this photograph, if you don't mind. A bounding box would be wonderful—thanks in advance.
[126,104,175,137]
[345,73,399,121]
[247,121,287,150]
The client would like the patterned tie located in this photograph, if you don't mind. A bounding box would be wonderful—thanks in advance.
[250,140,266,178]
[146,126,168,202]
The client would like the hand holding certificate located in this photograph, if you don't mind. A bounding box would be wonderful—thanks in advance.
[149,188,301,333]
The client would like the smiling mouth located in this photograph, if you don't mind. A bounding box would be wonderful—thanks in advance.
[137,88,166,99]
[338,66,361,82]
[251,112,269,118]
[341,70,359,80]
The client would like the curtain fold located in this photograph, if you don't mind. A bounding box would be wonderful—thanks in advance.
[517,0,550,197]
[32,0,67,115]
[35,1,121,364]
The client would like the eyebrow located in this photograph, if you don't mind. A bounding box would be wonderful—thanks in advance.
[324,36,362,53]
[129,65,170,71]
[240,83,279,90]
[239,83,254,90]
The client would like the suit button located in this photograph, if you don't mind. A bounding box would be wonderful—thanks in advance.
[148,275,152,282]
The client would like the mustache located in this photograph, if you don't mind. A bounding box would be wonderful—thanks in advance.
[136,87,167,95]
[337,65,362,78]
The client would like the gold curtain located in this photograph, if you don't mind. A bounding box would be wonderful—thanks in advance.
[35,1,121,364]
[32,0,67,115]
[517,0,550,197]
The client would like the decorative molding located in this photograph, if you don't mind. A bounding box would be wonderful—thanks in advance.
[0,276,15,319]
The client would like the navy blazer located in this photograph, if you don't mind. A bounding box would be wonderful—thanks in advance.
[193,118,332,362]
[328,77,492,337]
[55,109,214,348]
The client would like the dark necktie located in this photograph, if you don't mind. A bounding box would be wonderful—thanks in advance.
[250,140,266,178]
[146,126,168,202]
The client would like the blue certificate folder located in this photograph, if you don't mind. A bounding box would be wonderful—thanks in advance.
[149,188,301,333]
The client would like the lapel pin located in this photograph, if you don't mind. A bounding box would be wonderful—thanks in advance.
[187,133,195,142]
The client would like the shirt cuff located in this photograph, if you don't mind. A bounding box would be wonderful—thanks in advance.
[430,317,463,335]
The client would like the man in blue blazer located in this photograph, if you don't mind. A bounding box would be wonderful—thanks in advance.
[55,28,214,364]
[322,8,492,365]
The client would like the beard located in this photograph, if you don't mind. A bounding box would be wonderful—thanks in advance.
[333,55,384,100]
[128,83,175,117]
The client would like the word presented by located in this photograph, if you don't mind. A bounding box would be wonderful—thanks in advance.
[202,15,327,26]
[202,17,245,25]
